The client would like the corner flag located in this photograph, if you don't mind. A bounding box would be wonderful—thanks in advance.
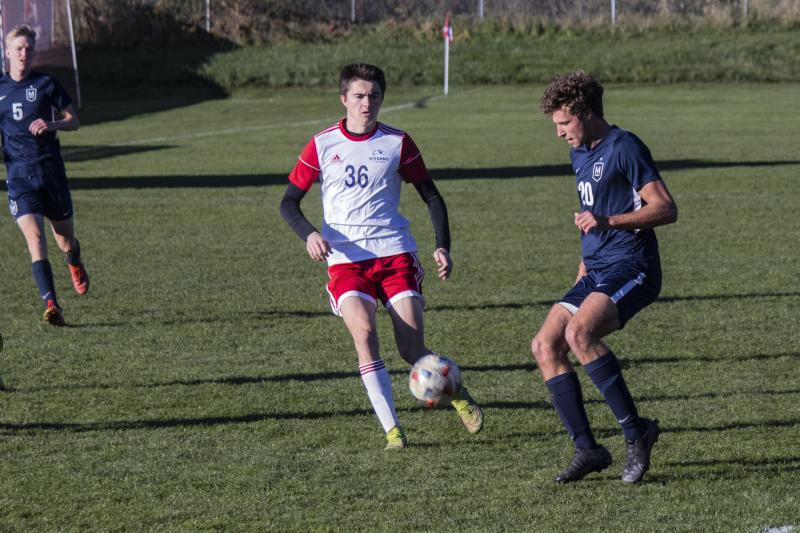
[442,13,453,96]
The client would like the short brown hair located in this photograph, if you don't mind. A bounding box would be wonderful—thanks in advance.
[5,24,37,49]
[540,70,604,118]
[339,63,386,100]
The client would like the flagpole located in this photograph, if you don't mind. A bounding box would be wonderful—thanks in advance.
[442,13,452,96]
[443,36,449,96]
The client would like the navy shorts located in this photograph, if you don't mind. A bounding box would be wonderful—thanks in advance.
[559,259,662,328]
[6,173,73,221]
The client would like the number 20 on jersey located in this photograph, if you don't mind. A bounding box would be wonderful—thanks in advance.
[578,181,594,207]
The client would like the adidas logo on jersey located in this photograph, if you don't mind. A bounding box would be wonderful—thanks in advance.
[330,153,343,164]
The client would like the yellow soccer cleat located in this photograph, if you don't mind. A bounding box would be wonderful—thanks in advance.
[451,386,484,434]
[384,426,408,450]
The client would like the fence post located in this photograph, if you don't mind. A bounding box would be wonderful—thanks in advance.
[478,0,484,19]
[742,0,748,17]
[611,0,616,24]
[205,0,210,31]
[351,0,356,22]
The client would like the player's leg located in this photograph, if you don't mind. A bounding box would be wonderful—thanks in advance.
[532,303,611,482]
[329,261,405,449]
[567,293,648,439]
[387,295,483,434]
[381,252,484,434]
[49,217,89,295]
[567,270,660,483]
[43,174,89,295]
[16,213,65,326]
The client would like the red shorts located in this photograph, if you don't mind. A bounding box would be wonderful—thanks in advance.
[327,252,425,316]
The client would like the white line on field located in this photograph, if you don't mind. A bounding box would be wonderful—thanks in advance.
[62,95,443,155]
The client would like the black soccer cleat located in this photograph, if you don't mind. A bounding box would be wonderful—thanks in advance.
[622,418,660,483]
[555,445,613,483]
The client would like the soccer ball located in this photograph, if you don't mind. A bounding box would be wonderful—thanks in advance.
[408,354,462,407]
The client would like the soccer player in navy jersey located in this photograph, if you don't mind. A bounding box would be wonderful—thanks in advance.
[280,63,483,449]
[1,25,88,327]
[532,70,678,483]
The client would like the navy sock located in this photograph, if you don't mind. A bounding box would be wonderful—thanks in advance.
[545,371,598,449]
[584,351,645,440]
[66,239,81,266]
[32,260,59,308]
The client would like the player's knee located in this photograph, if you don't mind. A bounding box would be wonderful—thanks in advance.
[347,318,376,343]
[531,335,556,364]
[395,336,424,364]
[564,322,592,354]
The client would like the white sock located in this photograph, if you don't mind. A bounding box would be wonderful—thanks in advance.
[359,359,400,433]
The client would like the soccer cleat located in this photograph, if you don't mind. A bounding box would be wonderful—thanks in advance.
[68,262,90,295]
[43,300,66,327]
[451,386,484,434]
[384,426,408,450]
[555,445,613,483]
[622,418,660,483]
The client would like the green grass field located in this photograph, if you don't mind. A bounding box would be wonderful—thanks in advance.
[1,83,799,531]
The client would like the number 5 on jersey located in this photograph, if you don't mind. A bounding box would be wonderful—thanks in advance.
[344,164,368,188]
[12,103,24,121]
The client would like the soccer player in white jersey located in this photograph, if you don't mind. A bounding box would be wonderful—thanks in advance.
[532,70,678,483]
[280,63,483,449]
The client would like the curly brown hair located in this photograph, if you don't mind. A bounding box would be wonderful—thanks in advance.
[539,70,604,118]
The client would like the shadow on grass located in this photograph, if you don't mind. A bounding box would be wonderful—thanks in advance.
[649,456,800,482]
[61,145,175,163]
[4,356,798,394]
[1,159,794,191]
[592,418,800,440]
[2,363,537,393]
[230,290,800,320]
[2,410,798,438]
[430,158,800,181]
[75,31,235,125]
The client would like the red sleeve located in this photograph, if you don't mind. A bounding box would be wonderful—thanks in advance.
[398,133,431,184]
[288,138,321,191]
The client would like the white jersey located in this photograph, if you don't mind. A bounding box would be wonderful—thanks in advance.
[289,120,430,265]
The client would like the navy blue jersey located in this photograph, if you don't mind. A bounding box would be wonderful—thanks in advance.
[570,126,661,271]
[0,71,71,178]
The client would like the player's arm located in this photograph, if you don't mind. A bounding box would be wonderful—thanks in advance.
[575,179,677,234]
[29,104,79,136]
[400,132,452,280]
[414,178,452,280]
[279,183,330,262]
[607,180,677,230]
[575,260,587,285]
[281,138,330,262]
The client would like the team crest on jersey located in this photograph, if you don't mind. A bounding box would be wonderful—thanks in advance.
[369,149,389,162]
[592,161,605,182]
[26,85,37,102]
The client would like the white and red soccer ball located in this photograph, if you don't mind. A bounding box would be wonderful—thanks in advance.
[409,354,462,407]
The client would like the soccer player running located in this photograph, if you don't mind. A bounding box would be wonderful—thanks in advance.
[280,63,483,449]
[533,70,678,483]
[1,25,89,327]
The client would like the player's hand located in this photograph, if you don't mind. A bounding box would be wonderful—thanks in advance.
[306,232,331,262]
[28,119,51,136]
[433,248,452,281]
[574,211,609,234]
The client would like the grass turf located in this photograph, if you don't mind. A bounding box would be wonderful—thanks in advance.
[1,83,799,530]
